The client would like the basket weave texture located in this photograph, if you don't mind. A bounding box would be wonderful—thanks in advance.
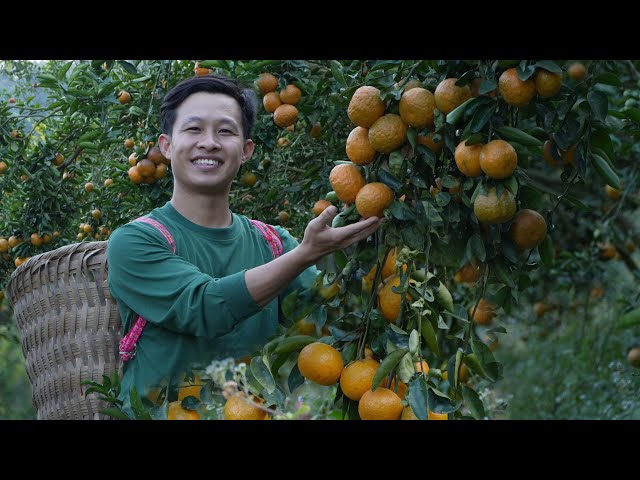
[7,241,122,420]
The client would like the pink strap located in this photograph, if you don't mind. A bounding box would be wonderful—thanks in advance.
[119,217,283,364]
[250,219,284,258]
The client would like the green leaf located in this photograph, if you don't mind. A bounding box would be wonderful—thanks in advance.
[587,90,608,122]
[273,335,316,354]
[591,153,621,189]
[539,235,554,267]
[462,385,486,419]
[594,72,622,87]
[118,60,138,75]
[420,318,440,357]
[496,126,543,147]
[372,348,409,390]
[250,356,276,394]
[562,194,589,210]
[617,307,640,330]
[408,329,420,356]
[623,107,640,124]
[330,60,347,86]
[467,102,495,133]
[388,150,405,178]
[129,387,153,420]
[446,97,475,125]
[100,407,131,420]
[534,60,563,74]
[407,376,429,420]
[469,233,486,262]
[478,79,497,95]
[493,259,515,288]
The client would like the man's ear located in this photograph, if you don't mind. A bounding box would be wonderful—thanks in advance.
[241,139,255,164]
[158,134,171,159]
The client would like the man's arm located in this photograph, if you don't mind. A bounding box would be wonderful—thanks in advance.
[245,206,383,307]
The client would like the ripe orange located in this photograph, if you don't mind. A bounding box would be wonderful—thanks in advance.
[498,68,536,107]
[598,242,618,260]
[194,66,212,77]
[543,140,576,168]
[224,393,269,420]
[358,387,403,420]
[605,185,622,200]
[355,182,394,219]
[417,132,443,154]
[278,211,290,224]
[91,209,102,220]
[7,235,22,248]
[428,410,449,420]
[329,163,365,204]
[434,78,472,115]
[277,137,290,148]
[368,113,408,153]
[53,153,65,166]
[30,233,42,247]
[399,87,436,129]
[84,182,95,193]
[401,405,419,420]
[312,199,332,217]
[534,68,562,98]
[346,126,376,166]
[480,139,517,179]
[0,239,8,253]
[240,171,257,187]
[148,146,169,165]
[473,187,517,224]
[378,275,409,323]
[279,84,302,105]
[567,62,587,81]
[533,302,555,317]
[627,347,640,368]
[273,104,298,128]
[340,358,380,401]
[256,73,278,94]
[117,90,132,105]
[454,140,484,177]
[310,122,322,138]
[128,166,143,184]
[347,85,386,128]
[297,342,344,385]
[510,209,547,249]
[402,79,423,91]
[454,262,482,284]
[415,359,429,374]
[262,91,282,113]
[0,161,7,174]
[136,158,156,177]
[294,318,317,336]
[469,298,497,326]
[167,400,200,420]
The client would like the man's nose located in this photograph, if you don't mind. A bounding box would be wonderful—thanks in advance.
[198,131,221,149]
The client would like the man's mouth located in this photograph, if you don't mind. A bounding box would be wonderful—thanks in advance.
[192,158,223,166]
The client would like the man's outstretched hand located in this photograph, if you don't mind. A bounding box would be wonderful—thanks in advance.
[298,205,384,264]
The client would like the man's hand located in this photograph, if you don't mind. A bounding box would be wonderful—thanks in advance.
[298,205,384,264]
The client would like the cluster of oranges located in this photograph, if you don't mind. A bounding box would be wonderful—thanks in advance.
[296,341,451,420]
[126,146,170,185]
[256,72,302,129]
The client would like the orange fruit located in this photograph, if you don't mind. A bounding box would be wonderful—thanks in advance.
[167,401,200,420]
[510,209,547,249]
[428,410,449,420]
[473,187,516,224]
[84,182,95,193]
[401,405,419,420]
[224,393,269,420]
[262,91,282,113]
[498,68,536,107]
[297,342,344,386]
[378,275,409,323]
[0,239,8,253]
[543,140,576,168]
[534,68,563,98]
[347,85,386,128]
[469,298,497,326]
[471,77,497,97]
[402,79,423,91]
[30,233,42,247]
[128,166,143,184]
[256,73,278,94]
[346,126,376,166]
[194,66,211,77]
[277,137,290,148]
[310,122,322,138]
[533,301,555,317]
[8,235,22,248]
[399,87,436,129]
[240,171,257,187]
[104,178,113,188]
[154,163,168,180]
[329,163,365,204]
[312,199,332,217]
[454,262,482,284]
[273,104,298,128]
[0,161,8,174]
[358,387,403,420]
[279,84,302,105]
[415,359,429,374]
[417,132,443,154]
[136,159,156,177]
[278,211,290,224]
[454,140,484,177]
[148,146,169,165]
[340,358,380,401]
[605,185,622,200]
[627,347,640,368]
[598,242,618,260]
[294,318,317,336]
[368,113,408,153]
[434,78,472,115]
[567,62,587,81]
[53,153,64,166]
[355,182,394,219]
[117,90,132,105]
[480,139,517,179]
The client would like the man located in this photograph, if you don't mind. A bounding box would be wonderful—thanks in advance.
[107,74,382,408]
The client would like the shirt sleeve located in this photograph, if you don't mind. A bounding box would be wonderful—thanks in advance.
[272,226,320,299]
[107,222,262,339]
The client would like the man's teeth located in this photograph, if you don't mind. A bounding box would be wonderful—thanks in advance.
[193,159,221,166]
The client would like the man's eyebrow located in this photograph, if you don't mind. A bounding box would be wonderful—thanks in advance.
[179,115,203,126]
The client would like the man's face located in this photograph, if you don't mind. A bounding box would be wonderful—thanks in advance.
[159,91,254,196]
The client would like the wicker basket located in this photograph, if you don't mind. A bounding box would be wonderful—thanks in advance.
[6,241,122,420]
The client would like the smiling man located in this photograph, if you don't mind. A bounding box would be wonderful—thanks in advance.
[106,74,383,410]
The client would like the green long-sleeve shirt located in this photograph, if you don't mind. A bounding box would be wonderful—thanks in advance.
[107,201,318,403]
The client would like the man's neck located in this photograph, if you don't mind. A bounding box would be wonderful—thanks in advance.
[170,190,233,228]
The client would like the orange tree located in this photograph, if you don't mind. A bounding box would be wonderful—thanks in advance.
[1,59,638,420]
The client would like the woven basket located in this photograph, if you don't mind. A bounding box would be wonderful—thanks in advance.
[6,241,122,420]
